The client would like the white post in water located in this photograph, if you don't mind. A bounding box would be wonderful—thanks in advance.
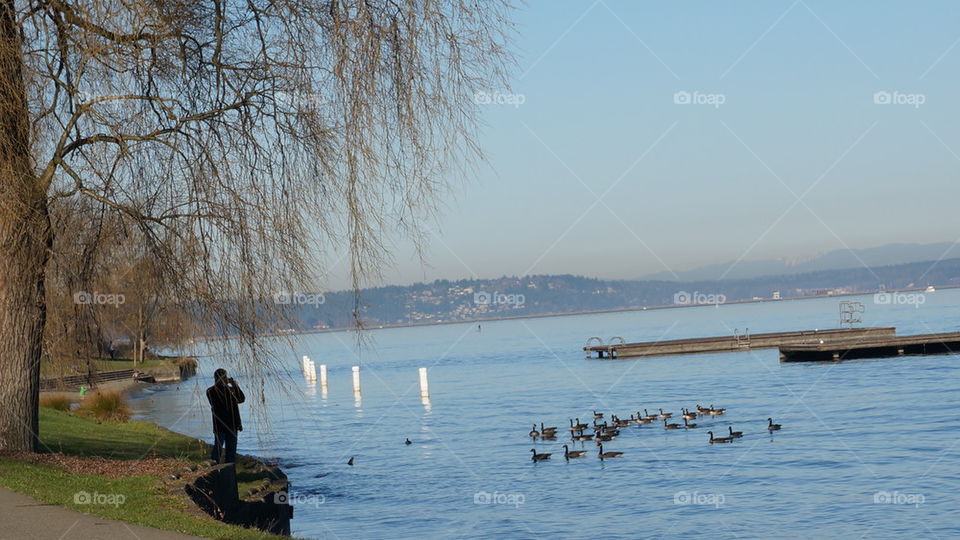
[307,360,317,381]
[352,365,361,394]
[319,364,328,387]
[302,355,310,374]
[419,367,429,398]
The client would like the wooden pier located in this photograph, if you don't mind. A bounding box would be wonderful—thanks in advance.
[584,327,897,359]
[779,331,960,362]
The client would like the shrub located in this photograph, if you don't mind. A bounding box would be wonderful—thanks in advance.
[77,390,131,422]
[39,394,73,411]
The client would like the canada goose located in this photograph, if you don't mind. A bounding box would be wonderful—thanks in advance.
[659,408,673,419]
[708,405,726,415]
[529,424,540,438]
[696,404,711,414]
[541,422,558,434]
[593,410,604,419]
[570,418,589,431]
[595,432,616,443]
[682,408,697,420]
[728,426,743,438]
[598,443,623,460]
[405,438,412,445]
[563,445,586,460]
[531,449,551,462]
[767,418,781,431]
[643,409,658,420]
[708,431,733,444]
[571,430,594,441]
[684,418,698,429]
[612,416,630,428]
[663,419,681,430]
[635,412,653,424]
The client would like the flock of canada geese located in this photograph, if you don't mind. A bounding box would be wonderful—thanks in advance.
[528,404,783,462]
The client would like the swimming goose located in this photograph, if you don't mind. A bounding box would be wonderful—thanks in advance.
[563,445,587,460]
[663,419,681,430]
[635,412,653,424]
[593,410,604,419]
[684,418,698,429]
[570,418,589,431]
[540,423,558,439]
[682,408,697,420]
[708,405,726,415]
[571,430,594,441]
[595,432,616,443]
[598,444,623,460]
[643,409,658,421]
[530,449,551,462]
[659,408,673,420]
[728,426,743,438]
[405,438,412,445]
[767,418,781,431]
[529,425,540,438]
[708,431,734,444]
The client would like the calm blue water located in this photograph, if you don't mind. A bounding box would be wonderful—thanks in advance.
[130,291,960,539]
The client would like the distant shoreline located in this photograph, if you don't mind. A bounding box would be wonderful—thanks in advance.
[259,284,959,338]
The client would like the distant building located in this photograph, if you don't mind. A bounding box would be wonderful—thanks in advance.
[772,290,781,300]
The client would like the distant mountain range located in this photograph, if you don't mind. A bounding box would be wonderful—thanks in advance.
[643,242,960,281]
[276,255,960,332]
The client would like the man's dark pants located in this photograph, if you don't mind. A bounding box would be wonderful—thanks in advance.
[211,428,238,463]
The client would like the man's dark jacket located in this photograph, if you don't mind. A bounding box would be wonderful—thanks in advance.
[206,382,245,433]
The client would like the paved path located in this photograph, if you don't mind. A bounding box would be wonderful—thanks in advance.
[0,487,203,540]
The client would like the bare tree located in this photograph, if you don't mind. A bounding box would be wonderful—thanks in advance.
[0,0,513,452]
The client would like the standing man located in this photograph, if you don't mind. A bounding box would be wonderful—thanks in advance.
[206,368,245,463]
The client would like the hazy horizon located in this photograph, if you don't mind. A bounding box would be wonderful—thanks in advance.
[320,0,960,290]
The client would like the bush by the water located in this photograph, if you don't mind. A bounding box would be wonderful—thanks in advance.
[77,391,131,422]
[39,395,73,411]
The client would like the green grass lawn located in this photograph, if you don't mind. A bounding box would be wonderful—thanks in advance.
[0,409,287,540]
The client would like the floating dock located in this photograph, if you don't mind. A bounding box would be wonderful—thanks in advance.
[779,331,960,362]
[584,327,897,359]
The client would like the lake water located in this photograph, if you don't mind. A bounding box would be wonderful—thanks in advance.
[130,290,960,539]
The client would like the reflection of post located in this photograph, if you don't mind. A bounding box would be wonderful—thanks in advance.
[352,365,361,394]
[319,364,328,387]
[421,395,431,412]
[419,367,429,398]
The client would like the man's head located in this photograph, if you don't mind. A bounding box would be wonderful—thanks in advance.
[214,368,228,385]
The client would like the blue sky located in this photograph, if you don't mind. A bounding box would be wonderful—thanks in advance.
[326,0,960,290]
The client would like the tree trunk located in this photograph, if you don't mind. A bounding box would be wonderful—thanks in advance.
[0,0,48,453]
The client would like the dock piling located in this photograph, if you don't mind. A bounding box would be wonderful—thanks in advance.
[419,367,429,398]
